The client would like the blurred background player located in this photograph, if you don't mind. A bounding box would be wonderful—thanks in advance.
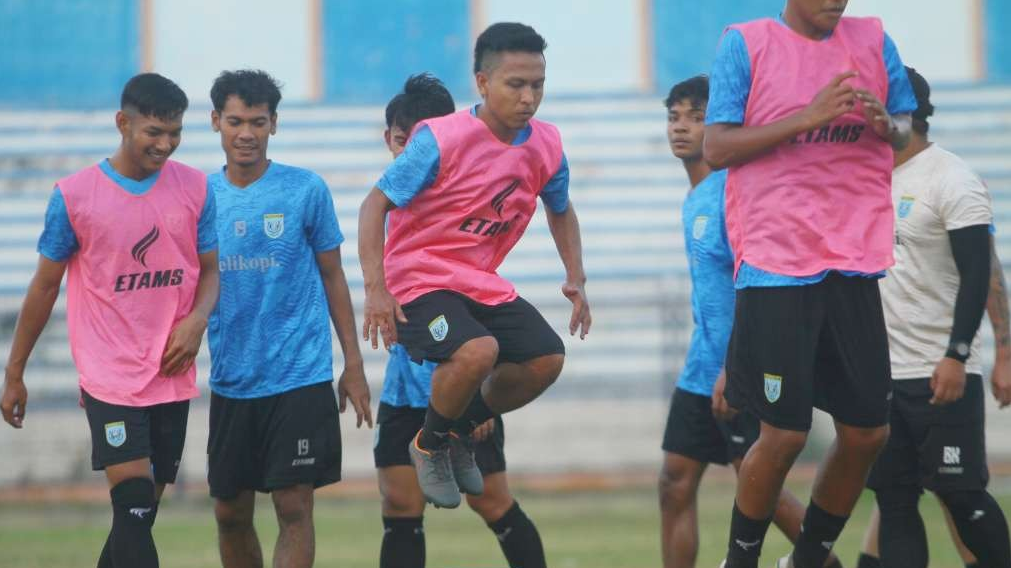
[206,69,371,568]
[658,75,840,568]
[704,1,918,566]
[374,73,547,568]
[861,66,1011,568]
[0,73,219,568]
[359,22,591,509]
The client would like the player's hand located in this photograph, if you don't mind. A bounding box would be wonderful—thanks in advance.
[801,71,858,130]
[160,313,207,376]
[1,371,27,428]
[855,89,895,140]
[363,284,406,350]
[471,418,495,442]
[711,370,738,421]
[930,357,967,405]
[990,355,1011,408]
[337,362,373,428]
[562,280,591,339]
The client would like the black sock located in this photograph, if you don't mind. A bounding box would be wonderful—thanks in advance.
[488,501,546,568]
[876,486,927,568]
[856,552,881,568]
[725,502,773,568]
[453,391,497,435]
[965,563,979,568]
[109,477,159,568]
[380,516,425,568]
[792,501,848,568]
[938,490,1011,568]
[97,531,113,568]
[419,405,454,450]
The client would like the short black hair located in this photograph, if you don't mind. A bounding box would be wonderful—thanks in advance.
[121,73,188,120]
[473,22,547,74]
[905,66,934,135]
[664,75,709,110]
[210,69,283,115]
[385,73,456,132]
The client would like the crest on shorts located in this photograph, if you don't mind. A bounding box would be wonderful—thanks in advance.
[428,315,449,342]
[263,213,284,238]
[105,421,127,448]
[692,215,709,240]
[763,373,782,403]
[898,195,915,219]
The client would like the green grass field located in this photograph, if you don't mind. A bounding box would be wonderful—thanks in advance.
[2,476,1009,568]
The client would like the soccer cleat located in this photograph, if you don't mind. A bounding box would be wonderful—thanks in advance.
[409,431,461,509]
[448,431,484,496]
[773,556,792,568]
[718,561,727,568]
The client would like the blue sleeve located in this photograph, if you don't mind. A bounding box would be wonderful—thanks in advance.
[306,176,344,252]
[882,32,917,115]
[37,186,79,262]
[376,125,440,207]
[540,153,570,214]
[706,29,752,125]
[196,182,218,254]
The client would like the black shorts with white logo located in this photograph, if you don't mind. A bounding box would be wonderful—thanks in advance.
[662,387,759,465]
[82,389,189,484]
[725,273,892,432]
[867,374,988,493]
[395,290,565,365]
[207,381,342,499]
[373,402,506,474]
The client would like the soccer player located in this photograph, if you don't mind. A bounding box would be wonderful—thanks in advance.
[359,22,591,509]
[0,73,219,568]
[375,73,547,568]
[205,69,371,568]
[704,1,918,566]
[659,75,840,568]
[861,66,1011,568]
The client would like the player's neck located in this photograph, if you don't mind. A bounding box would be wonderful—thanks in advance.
[682,156,711,189]
[226,158,271,189]
[476,104,521,144]
[108,150,157,181]
[894,136,930,168]
[782,8,832,40]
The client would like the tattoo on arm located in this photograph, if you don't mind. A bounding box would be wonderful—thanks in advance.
[988,243,1011,349]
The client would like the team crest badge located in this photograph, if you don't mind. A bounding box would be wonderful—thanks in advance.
[898,196,915,219]
[105,421,127,448]
[692,216,709,240]
[428,315,449,342]
[234,220,247,237]
[264,213,284,238]
[763,373,782,403]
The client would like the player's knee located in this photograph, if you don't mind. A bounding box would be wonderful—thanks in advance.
[759,428,808,462]
[273,489,313,528]
[214,498,254,532]
[839,424,889,457]
[111,477,157,528]
[527,353,564,386]
[875,485,921,518]
[382,491,425,518]
[466,492,513,522]
[936,489,985,516]
[658,463,699,511]
[454,336,499,381]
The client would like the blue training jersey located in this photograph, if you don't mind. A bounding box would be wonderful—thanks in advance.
[207,162,344,398]
[677,170,735,396]
[707,15,918,289]
[380,344,435,408]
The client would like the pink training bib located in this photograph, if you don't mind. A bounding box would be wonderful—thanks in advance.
[59,160,206,406]
[725,17,895,278]
[384,109,564,306]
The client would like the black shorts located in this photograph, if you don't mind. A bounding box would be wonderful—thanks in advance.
[373,402,506,474]
[662,388,759,465]
[725,273,892,431]
[396,290,564,364]
[867,374,989,493]
[82,389,189,485]
[207,381,342,499]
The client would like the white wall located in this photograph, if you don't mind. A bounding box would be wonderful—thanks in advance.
[152,0,313,103]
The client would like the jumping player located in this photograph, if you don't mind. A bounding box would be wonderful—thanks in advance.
[205,69,371,568]
[375,73,547,568]
[359,22,591,509]
[1,73,219,568]
[704,1,918,566]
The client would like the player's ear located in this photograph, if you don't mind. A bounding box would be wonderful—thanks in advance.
[475,71,490,99]
[115,110,130,137]
[383,129,392,149]
[269,113,277,135]
[210,110,221,133]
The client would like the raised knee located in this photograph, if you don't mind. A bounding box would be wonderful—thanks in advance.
[533,354,564,386]
[841,425,889,456]
[467,493,513,523]
[455,336,499,380]
[759,428,808,463]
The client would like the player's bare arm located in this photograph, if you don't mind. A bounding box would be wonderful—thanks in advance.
[711,370,738,421]
[704,71,858,169]
[359,186,406,349]
[1,256,67,428]
[854,89,912,150]
[988,238,1011,407]
[160,249,219,376]
[317,246,373,428]
[545,204,591,339]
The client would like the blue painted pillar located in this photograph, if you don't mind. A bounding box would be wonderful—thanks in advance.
[986,0,1011,81]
